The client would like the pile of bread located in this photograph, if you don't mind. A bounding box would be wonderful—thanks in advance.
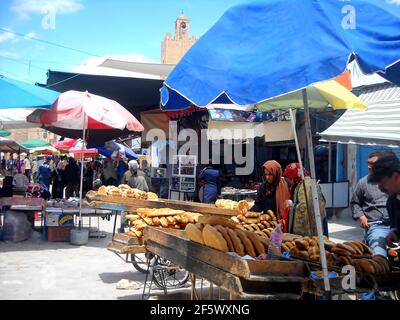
[125,207,202,237]
[97,184,158,201]
[215,199,253,213]
[231,209,281,237]
[185,215,270,258]
[185,215,391,274]
[282,235,391,274]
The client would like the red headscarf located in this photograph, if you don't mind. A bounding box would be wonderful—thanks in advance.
[263,160,290,226]
[283,162,309,184]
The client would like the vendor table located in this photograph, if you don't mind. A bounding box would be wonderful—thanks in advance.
[0,197,47,238]
[220,190,257,201]
[45,201,112,238]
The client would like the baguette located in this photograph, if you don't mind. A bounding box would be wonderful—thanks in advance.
[198,215,238,229]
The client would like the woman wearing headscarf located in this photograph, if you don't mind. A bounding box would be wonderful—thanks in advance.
[252,160,290,231]
[126,160,148,192]
[283,162,328,237]
[51,161,66,199]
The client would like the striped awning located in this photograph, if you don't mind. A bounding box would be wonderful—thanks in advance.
[319,83,400,147]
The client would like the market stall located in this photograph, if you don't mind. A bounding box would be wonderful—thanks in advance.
[87,187,400,299]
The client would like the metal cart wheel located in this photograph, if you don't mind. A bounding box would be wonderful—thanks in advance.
[151,257,190,290]
[131,253,155,274]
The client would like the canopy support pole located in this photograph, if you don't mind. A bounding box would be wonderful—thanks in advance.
[289,109,314,235]
[78,113,87,229]
[302,89,331,293]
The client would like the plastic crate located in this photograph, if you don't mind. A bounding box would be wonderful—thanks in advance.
[47,226,74,242]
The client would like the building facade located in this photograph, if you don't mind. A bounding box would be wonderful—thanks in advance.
[161,14,199,64]
[9,128,56,145]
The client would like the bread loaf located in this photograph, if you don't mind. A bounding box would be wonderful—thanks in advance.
[227,228,245,256]
[185,223,204,245]
[202,225,229,252]
[244,230,265,256]
[295,239,309,251]
[198,215,238,229]
[214,225,235,252]
[235,229,256,257]
[373,255,391,273]
[337,243,358,255]
[331,246,352,256]
[267,210,276,220]
[245,211,260,218]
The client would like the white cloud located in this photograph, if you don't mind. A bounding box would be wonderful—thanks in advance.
[24,31,37,40]
[0,50,20,58]
[11,0,84,20]
[71,54,163,79]
[387,0,400,4]
[0,28,17,43]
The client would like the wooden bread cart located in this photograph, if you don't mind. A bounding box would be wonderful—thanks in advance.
[89,195,400,299]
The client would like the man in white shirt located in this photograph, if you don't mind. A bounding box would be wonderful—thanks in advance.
[22,153,32,182]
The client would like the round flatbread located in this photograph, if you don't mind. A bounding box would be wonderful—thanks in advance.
[244,230,265,256]
[215,225,235,252]
[202,225,228,252]
[235,229,256,258]
[227,228,245,256]
[185,223,204,245]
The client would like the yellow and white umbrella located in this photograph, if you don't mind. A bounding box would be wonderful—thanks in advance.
[257,79,366,111]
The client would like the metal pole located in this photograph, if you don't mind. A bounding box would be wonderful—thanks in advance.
[289,109,313,234]
[328,142,332,183]
[302,89,331,293]
[78,113,86,229]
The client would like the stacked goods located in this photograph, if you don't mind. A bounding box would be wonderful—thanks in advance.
[230,209,283,237]
[282,235,391,274]
[185,215,270,258]
[125,208,202,237]
[215,199,253,213]
[97,184,159,200]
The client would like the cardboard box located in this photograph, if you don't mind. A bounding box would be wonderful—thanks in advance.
[46,208,74,227]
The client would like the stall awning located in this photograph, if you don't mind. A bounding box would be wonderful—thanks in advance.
[100,59,175,79]
[320,83,400,147]
[207,120,294,142]
[140,109,171,140]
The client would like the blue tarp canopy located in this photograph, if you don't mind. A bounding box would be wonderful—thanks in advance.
[161,0,400,110]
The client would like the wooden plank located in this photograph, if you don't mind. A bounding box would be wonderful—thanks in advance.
[91,195,238,216]
[145,240,245,295]
[146,240,304,298]
[143,226,307,279]
[113,233,143,245]
[144,226,251,278]
[246,259,307,277]
[106,242,146,254]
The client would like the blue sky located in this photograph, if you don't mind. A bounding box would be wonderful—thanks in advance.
[0,0,246,84]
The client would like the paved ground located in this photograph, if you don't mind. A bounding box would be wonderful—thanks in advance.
[0,208,365,300]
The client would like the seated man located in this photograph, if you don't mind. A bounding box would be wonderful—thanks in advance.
[351,152,390,258]
[368,151,400,248]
